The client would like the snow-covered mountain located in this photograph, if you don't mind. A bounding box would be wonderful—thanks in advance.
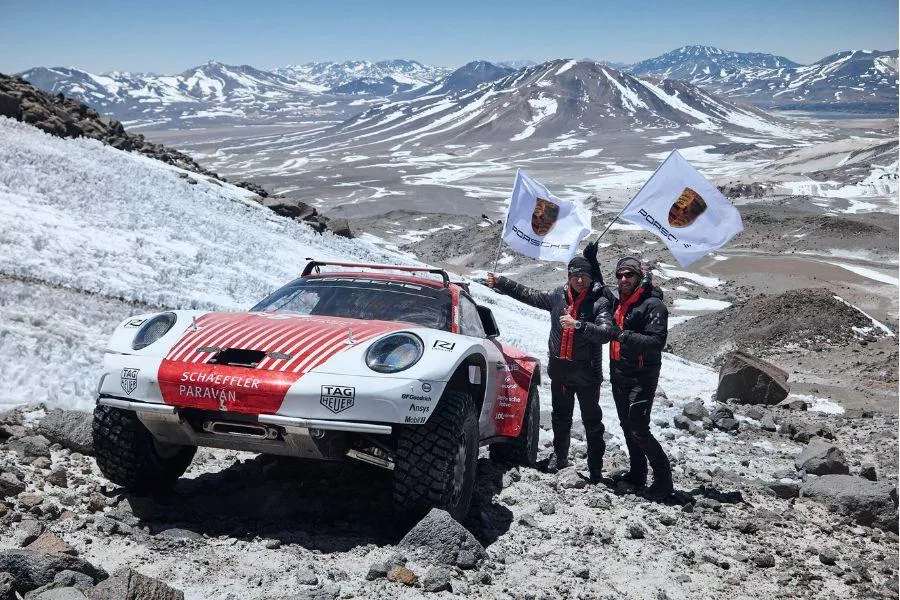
[422,60,516,95]
[629,46,898,112]
[629,45,799,80]
[275,59,450,93]
[16,59,451,127]
[306,59,802,152]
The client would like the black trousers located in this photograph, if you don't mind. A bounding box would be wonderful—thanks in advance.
[550,379,605,475]
[610,371,670,479]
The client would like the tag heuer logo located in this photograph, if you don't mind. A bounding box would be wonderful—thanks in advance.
[121,368,139,395]
[531,197,560,236]
[320,385,355,413]
[668,187,707,228]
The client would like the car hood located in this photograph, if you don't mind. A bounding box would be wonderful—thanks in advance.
[164,312,409,372]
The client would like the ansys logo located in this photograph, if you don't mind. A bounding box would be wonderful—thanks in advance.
[668,187,707,228]
[531,197,560,236]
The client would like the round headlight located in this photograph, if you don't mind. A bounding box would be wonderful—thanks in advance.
[132,312,177,350]
[365,333,424,373]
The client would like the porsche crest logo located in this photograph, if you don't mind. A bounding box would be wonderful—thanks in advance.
[531,197,560,236]
[668,187,708,228]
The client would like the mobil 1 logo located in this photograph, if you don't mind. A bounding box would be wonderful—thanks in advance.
[320,385,355,413]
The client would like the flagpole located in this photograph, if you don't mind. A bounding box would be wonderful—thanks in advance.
[589,149,676,244]
[491,221,505,273]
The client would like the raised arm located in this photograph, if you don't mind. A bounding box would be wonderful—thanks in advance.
[488,273,554,312]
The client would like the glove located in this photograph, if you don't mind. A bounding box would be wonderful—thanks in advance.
[582,241,604,285]
[609,325,622,340]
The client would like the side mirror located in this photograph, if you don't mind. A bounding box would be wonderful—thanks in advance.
[476,305,500,338]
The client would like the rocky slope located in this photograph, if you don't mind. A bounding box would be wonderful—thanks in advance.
[0,391,896,599]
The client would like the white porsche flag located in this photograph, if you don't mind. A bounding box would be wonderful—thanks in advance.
[501,170,591,262]
[620,150,743,267]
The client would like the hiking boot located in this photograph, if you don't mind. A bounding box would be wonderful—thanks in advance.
[643,476,674,501]
[611,470,647,488]
[545,452,569,473]
[588,469,604,484]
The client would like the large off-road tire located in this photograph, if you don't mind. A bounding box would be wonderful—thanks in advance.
[489,384,539,466]
[92,404,196,493]
[393,390,478,521]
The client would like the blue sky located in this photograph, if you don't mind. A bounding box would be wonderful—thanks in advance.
[2,0,897,74]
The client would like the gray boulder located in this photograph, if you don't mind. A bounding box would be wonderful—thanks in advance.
[0,472,26,499]
[800,475,898,532]
[0,550,106,595]
[7,435,52,460]
[37,410,94,456]
[397,509,486,568]
[87,568,183,600]
[682,400,708,421]
[794,439,850,475]
[716,351,789,405]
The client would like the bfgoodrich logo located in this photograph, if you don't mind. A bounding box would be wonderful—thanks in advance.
[320,385,355,413]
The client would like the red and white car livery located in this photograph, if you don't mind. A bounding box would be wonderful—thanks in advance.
[93,261,541,519]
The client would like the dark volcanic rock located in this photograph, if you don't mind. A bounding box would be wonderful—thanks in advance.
[794,439,850,475]
[716,351,789,405]
[398,509,486,568]
[87,568,183,600]
[800,475,898,532]
[37,410,94,456]
[0,550,106,594]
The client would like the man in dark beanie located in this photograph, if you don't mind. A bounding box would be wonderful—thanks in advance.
[487,256,613,480]
[607,256,673,500]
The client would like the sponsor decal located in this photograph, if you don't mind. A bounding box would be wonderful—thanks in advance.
[432,340,456,352]
[531,197,560,236]
[510,225,572,250]
[404,415,428,424]
[421,382,432,392]
[180,372,261,388]
[124,319,146,328]
[408,403,431,414]
[668,187,707,228]
[120,368,139,395]
[401,393,432,402]
[320,385,355,414]
[637,208,678,242]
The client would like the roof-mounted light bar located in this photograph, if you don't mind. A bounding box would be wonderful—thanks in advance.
[301,260,451,287]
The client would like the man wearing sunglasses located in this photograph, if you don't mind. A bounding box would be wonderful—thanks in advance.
[606,256,673,501]
[488,256,612,482]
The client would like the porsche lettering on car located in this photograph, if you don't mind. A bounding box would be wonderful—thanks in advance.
[92,261,542,519]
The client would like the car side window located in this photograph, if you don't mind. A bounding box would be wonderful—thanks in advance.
[458,295,486,338]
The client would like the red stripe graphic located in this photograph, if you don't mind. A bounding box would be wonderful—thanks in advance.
[158,313,408,414]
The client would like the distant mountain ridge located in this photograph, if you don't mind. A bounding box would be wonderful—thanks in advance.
[303,59,802,153]
[628,46,898,112]
[14,45,899,128]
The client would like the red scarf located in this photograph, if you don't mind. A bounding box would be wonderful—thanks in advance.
[609,286,646,361]
[560,285,588,360]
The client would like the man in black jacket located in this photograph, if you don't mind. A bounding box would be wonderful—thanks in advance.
[487,256,613,481]
[607,256,673,500]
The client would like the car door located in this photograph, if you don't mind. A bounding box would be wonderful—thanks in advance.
[456,293,507,437]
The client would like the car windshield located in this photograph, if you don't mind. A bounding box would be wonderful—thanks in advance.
[251,276,453,331]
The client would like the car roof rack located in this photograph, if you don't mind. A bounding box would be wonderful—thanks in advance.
[301,260,451,287]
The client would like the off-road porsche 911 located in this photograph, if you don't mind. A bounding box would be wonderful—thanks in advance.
[93,261,541,519]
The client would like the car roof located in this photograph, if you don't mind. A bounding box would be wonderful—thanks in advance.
[303,272,458,291]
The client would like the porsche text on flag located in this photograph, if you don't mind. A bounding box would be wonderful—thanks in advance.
[620,150,743,267]
[501,170,591,262]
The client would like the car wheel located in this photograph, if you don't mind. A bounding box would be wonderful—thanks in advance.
[489,384,539,466]
[92,404,196,493]
[393,390,478,521]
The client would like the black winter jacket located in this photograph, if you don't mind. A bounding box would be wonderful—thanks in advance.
[606,285,668,377]
[494,275,614,385]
